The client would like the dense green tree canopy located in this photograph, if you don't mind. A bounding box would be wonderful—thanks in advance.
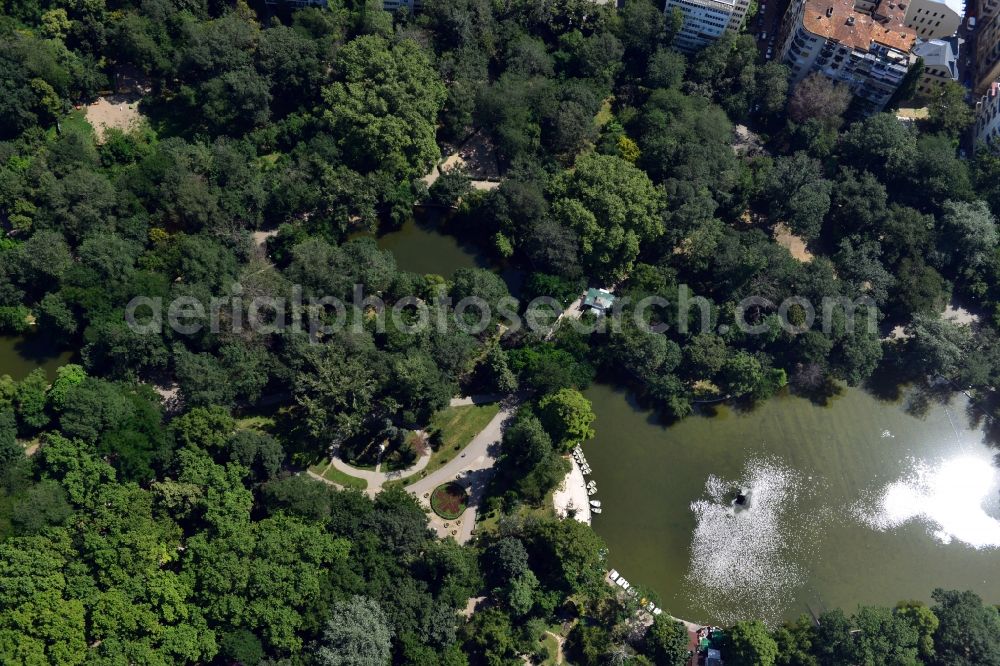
[0,0,997,662]
[323,35,446,179]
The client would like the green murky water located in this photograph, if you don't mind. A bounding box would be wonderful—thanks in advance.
[371,213,524,294]
[582,383,1000,626]
[375,216,485,279]
[0,335,73,381]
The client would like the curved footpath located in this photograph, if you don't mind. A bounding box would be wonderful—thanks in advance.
[406,394,523,543]
[328,446,431,496]
[308,393,707,638]
[307,393,521,543]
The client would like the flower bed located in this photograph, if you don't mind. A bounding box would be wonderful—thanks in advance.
[430,482,469,520]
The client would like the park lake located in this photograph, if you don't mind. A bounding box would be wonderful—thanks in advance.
[0,334,73,381]
[367,220,1000,626]
[583,383,1000,626]
[365,210,524,292]
[374,215,484,279]
[8,216,996,631]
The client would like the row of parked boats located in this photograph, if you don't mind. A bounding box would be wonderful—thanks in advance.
[608,570,664,616]
[572,446,603,514]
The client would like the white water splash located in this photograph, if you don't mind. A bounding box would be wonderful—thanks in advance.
[854,454,1000,549]
[686,457,823,626]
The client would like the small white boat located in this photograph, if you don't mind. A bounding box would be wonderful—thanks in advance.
[588,487,597,495]
[590,500,602,508]
[653,608,663,616]
[618,578,628,589]
[608,569,619,581]
[586,479,596,487]
[591,507,602,514]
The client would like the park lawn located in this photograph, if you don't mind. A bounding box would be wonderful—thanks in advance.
[539,632,562,665]
[235,413,277,432]
[382,403,502,493]
[477,487,558,534]
[594,97,613,127]
[64,109,95,135]
[425,403,500,474]
[321,464,368,491]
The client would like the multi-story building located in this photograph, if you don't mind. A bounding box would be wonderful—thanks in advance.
[894,0,964,40]
[382,0,421,10]
[976,12,1000,94]
[778,0,917,111]
[913,37,960,98]
[664,0,752,52]
[974,80,1000,148]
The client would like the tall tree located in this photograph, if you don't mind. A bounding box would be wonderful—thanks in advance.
[537,388,596,452]
[548,153,665,280]
[313,596,393,666]
[931,588,1000,666]
[323,36,446,179]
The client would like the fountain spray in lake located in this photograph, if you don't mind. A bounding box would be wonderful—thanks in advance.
[854,453,1000,549]
[686,457,824,626]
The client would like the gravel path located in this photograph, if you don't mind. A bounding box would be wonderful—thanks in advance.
[406,395,522,543]
[328,448,431,497]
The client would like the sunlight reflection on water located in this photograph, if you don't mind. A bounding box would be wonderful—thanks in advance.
[855,454,1000,549]
[685,457,826,626]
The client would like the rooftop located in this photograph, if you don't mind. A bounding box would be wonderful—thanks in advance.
[583,288,616,311]
[913,37,960,77]
[802,0,916,52]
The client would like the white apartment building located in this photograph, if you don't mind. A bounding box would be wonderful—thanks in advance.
[913,37,960,98]
[974,80,1000,148]
[778,0,917,111]
[664,0,752,52]
[897,0,964,40]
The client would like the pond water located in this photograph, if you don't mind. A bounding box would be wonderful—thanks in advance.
[0,334,73,381]
[366,211,524,294]
[582,383,1000,626]
[374,214,486,279]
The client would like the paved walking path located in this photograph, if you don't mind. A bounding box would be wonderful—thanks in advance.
[421,131,502,192]
[406,394,523,543]
[545,292,586,340]
[449,393,508,407]
[307,392,520,539]
[315,394,510,497]
[329,448,431,497]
